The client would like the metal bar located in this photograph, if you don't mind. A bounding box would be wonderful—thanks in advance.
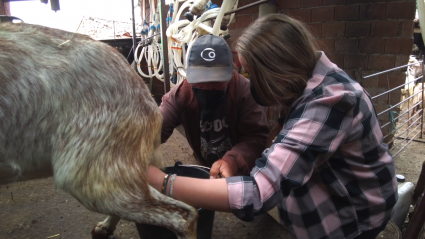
[202,0,269,22]
[394,136,425,144]
[371,76,422,100]
[159,0,170,93]
[392,130,421,157]
[382,109,423,141]
[410,109,423,127]
[381,121,392,130]
[380,106,409,133]
[397,89,423,106]
[404,95,423,111]
[382,132,394,141]
[381,103,423,139]
[387,72,390,105]
[225,0,268,15]
[396,117,422,140]
[131,0,137,71]
[386,72,392,137]
[377,91,423,117]
[386,137,398,148]
[178,165,211,171]
[382,122,401,139]
[388,130,414,150]
[363,61,424,79]
[421,55,424,139]
[388,135,407,150]
[377,101,403,117]
[399,94,421,111]
[381,102,418,130]
[408,77,411,130]
[394,108,412,121]
[393,119,418,146]
[140,0,153,93]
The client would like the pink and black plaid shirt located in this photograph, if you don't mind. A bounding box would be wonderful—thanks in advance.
[226,52,398,239]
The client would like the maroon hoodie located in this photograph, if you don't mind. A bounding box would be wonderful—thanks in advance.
[159,71,269,175]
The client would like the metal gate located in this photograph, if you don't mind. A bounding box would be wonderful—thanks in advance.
[360,57,424,158]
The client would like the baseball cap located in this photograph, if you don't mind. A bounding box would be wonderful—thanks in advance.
[186,34,233,83]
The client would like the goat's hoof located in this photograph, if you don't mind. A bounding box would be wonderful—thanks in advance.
[91,222,114,239]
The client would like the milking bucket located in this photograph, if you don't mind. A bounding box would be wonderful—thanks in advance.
[136,161,215,239]
[390,174,415,229]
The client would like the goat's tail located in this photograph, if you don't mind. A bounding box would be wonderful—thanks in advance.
[93,186,198,239]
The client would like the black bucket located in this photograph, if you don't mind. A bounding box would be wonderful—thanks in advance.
[136,162,215,239]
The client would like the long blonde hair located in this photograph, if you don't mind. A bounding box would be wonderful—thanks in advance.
[236,14,319,146]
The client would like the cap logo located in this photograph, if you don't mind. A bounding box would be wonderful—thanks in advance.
[200,48,215,62]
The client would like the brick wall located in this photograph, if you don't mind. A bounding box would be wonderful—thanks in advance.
[227,0,414,78]
[227,0,415,140]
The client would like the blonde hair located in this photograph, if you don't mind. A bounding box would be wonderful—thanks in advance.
[236,14,319,146]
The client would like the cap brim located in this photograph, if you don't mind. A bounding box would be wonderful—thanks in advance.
[186,66,232,83]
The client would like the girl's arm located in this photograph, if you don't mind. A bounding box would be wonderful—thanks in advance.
[147,165,231,212]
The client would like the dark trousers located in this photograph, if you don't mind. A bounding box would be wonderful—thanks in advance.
[353,220,389,239]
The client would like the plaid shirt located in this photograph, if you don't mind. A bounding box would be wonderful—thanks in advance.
[226,52,398,239]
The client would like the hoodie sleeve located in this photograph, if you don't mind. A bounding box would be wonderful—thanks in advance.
[222,74,270,175]
[159,85,183,143]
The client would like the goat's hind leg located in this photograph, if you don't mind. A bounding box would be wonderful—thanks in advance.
[91,187,198,239]
[124,186,198,239]
[91,215,120,239]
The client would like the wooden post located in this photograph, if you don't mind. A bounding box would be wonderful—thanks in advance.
[0,0,11,16]
[131,0,137,72]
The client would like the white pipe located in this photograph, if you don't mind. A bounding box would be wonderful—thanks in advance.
[221,0,238,27]
[212,0,232,35]
[197,22,214,33]
[189,0,210,16]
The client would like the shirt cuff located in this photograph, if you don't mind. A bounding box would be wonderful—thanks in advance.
[226,176,256,222]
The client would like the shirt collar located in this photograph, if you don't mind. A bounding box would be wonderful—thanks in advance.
[306,51,342,91]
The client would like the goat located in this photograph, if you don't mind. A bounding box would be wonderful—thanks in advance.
[408,83,425,134]
[402,57,422,101]
[0,23,197,239]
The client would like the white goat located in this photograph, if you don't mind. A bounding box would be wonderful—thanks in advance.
[0,23,197,239]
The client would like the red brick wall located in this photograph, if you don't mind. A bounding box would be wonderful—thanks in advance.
[225,0,415,139]
[228,0,414,78]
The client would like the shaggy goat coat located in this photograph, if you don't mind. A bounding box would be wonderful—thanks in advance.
[0,23,197,239]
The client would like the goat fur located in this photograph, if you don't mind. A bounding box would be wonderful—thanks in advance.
[0,23,197,239]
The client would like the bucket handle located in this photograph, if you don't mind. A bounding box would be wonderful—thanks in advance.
[173,161,224,178]
[174,161,211,171]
